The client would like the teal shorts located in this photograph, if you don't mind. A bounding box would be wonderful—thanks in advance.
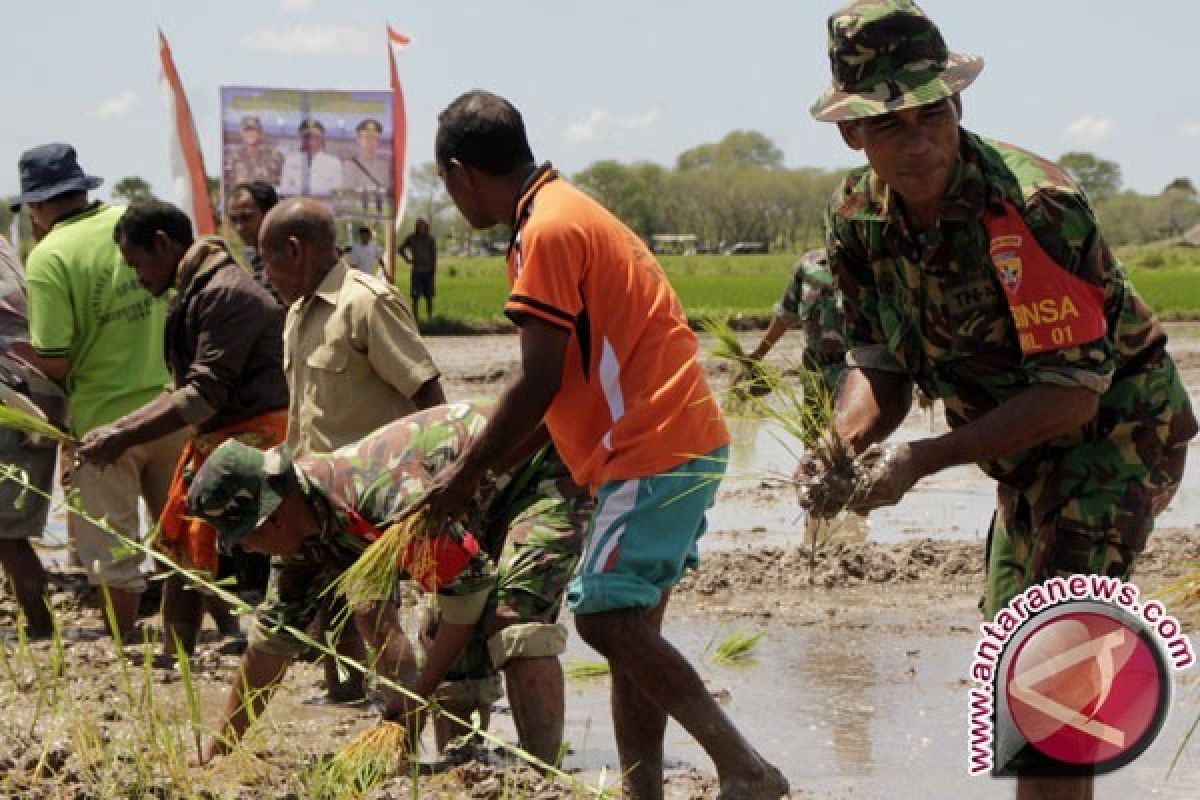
[567,447,727,614]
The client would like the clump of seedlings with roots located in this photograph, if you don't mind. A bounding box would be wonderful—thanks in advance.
[704,318,873,581]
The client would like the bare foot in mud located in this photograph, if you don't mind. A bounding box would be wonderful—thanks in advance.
[717,762,789,799]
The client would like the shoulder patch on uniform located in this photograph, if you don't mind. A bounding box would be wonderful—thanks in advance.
[349,270,395,298]
[988,138,1081,201]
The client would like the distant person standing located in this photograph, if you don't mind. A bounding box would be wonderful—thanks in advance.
[13,143,184,642]
[346,226,382,275]
[739,248,847,404]
[226,181,283,305]
[0,233,65,639]
[399,217,437,320]
[279,119,342,197]
[226,116,284,190]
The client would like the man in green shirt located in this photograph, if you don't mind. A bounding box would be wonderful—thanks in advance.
[13,143,185,640]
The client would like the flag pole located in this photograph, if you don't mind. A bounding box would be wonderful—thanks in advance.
[387,26,411,287]
[159,30,215,235]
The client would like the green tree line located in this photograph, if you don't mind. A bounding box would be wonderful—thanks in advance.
[399,134,1198,253]
[4,137,1196,260]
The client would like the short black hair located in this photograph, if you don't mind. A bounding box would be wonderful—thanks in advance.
[234,181,278,213]
[435,90,535,176]
[357,225,371,235]
[114,201,194,249]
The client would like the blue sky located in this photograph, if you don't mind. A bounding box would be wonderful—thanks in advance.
[3,0,1197,202]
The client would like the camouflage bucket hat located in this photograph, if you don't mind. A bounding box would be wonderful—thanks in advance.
[810,0,983,123]
[186,441,297,549]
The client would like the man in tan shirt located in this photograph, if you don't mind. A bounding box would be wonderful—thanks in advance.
[259,197,445,699]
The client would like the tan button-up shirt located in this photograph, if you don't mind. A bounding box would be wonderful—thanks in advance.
[283,260,439,457]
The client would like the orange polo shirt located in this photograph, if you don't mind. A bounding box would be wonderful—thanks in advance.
[504,165,729,490]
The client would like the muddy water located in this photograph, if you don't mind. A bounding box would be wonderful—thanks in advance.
[546,604,1200,798]
[18,330,1198,799]
[709,409,1200,549]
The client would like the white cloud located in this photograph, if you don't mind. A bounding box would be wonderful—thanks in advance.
[565,108,661,143]
[1062,115,1112,142]
[241,24,372,56]
[1181,121,1200,139]
[278,0,315,10]
[86,90,137,121]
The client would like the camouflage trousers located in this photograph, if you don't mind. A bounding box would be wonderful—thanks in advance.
[440,478,589,686]
[982,439,1187,619]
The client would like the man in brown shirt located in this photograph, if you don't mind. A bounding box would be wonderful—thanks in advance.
[78,201,289,655]
[259,197,445,699]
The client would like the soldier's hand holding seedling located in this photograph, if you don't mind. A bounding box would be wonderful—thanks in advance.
[797,442,923,515]
[842,442,921,513]
[794,451,860,516]
[732,358,773,400]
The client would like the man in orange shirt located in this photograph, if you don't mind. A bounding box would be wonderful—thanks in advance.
[417,90,787,800]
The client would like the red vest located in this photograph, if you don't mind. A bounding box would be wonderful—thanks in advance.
[984,202,1106,355]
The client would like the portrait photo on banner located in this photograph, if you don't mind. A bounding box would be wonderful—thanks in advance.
[219,86,395,226]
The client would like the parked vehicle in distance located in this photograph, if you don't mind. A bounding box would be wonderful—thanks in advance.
[722,241,768,255]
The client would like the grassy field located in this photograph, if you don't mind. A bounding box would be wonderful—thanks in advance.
[407,248,1200,332]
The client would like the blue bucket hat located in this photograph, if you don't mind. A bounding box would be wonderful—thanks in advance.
[10,143,103,212]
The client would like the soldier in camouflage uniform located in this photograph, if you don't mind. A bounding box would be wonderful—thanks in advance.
[187,403,586,766]
[225,116,284,192]
[800,2,1196,790]
[739,247,847,404]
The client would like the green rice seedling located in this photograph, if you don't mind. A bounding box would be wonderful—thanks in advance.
[321,720,409,798]
[703,318,868,582]
[707,629,766,665]
[1150,570,1200,778]
[0,404,73,445]
[701,318,765,412]
[565,659,611,680]
[173,636,204,766]
[0,473,617,799]
[335,516,432,609]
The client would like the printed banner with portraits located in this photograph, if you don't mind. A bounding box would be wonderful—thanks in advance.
[220,87,395,223]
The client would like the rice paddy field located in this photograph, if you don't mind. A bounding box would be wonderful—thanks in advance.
[2,260,1200,799]
[410,247,1200,332]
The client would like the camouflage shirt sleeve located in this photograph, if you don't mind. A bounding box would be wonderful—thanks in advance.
[774,261,806,324]
[1015,188,1117,394]
[825,204,905,373]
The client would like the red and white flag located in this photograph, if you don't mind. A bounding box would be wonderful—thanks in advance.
[159,30,215,235]
[388,26,411,228]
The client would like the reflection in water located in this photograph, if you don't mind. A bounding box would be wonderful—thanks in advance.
[798,628,877,775]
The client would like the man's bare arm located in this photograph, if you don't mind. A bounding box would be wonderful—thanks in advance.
[834,367,914,455]
[415,317,568,524]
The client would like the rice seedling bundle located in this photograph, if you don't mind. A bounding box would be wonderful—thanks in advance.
[337,515,480,609]
[324,721,408,794]
[564,660,611,680]
[708,629,766,665]
[702,318,857,499]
